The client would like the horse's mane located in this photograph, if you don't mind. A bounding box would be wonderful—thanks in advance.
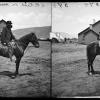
[17,32,35,42]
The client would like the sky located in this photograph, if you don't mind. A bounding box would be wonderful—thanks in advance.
[1,2,100,38]
[0,2,51,30]
[52,2,100,38]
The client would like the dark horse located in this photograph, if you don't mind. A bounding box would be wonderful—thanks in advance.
[0,32,39,77]
[87,41,100,75]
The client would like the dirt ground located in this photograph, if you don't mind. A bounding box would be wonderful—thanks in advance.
[52,43,100,98]
[0,41,51,97]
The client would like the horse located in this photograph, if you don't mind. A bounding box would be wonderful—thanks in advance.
[86,41,100,75]
[0,32,39,78]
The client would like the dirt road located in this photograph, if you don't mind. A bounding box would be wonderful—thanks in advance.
[52,43,100,97]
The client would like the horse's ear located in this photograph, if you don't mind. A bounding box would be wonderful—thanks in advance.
[31,32,35,36]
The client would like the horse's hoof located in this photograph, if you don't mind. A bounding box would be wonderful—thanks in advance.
[11,73,18,79]
[91,71,95,74]
[11,75,16,79]
[88,72,93,75]
[14,72,18,75]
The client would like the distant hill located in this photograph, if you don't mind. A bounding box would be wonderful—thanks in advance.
[12,26,51,39]
[12,26,51,49]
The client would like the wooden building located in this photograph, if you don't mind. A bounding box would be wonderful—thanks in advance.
[0,19,6,33]
[78,20,100,45]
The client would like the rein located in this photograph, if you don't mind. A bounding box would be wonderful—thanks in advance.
[15,41,33,47]
[14,41,34,55]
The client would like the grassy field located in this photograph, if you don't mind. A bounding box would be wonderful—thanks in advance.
[52,43,100,98]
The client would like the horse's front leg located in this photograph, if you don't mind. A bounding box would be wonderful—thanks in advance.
[91,64,95,74]
[11,57,21,78]
[14,57,21,76]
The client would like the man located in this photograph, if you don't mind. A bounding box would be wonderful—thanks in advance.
[1,21,16,61]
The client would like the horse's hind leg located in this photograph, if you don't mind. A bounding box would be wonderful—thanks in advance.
[90,55,96,74]
[88,56,96,75]
[87,59,94,75]
[88,60,91,74]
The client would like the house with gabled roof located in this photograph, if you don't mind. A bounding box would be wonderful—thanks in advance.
[78,20,100,45]
[0,19,6,33]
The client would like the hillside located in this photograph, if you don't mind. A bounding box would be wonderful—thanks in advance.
[12,26,51,39]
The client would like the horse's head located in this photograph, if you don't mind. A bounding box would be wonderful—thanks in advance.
[30,32,39,48]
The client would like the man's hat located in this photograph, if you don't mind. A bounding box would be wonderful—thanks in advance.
[6,21,12,24]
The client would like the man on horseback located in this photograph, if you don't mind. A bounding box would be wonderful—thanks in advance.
[1,21,16,61]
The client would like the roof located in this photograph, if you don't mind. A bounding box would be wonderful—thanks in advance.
[82,29,99,37]
[78,20,100,36]
[0,19,6,24]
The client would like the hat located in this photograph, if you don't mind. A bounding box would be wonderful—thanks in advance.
[6,21,12,24]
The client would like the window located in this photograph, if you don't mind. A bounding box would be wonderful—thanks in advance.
[83,34,85,40]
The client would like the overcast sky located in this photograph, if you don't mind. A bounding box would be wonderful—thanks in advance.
[0,2,51,30]
[1,2,100,38]
[52,2,100,38]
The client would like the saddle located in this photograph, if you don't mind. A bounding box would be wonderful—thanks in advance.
[0,41,16,49]
[9,41,16,48]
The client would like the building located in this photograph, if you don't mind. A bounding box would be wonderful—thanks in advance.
[0,19,6,33]
[0,19,6,41]
[78,20,100,45]
[50,32,69,42]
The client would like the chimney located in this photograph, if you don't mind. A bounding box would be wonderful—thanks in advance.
[89,24,93,30]
[93,19,96,24]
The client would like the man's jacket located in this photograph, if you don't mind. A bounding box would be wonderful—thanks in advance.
[1,27,16,44]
